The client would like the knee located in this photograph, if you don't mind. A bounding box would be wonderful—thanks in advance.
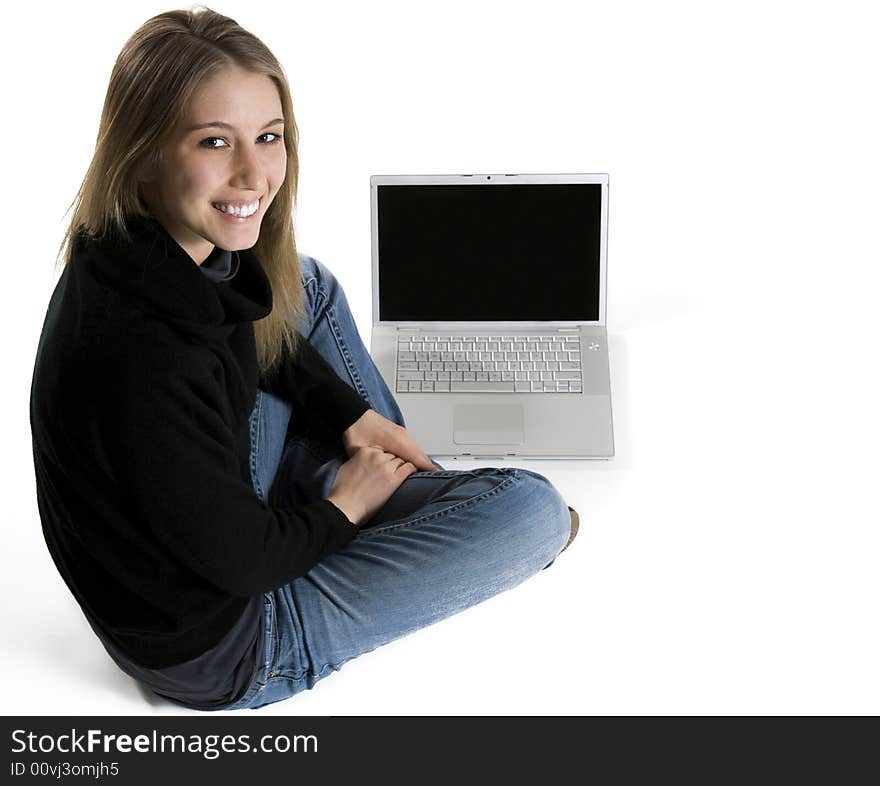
[297,253,336,291]
[297,252,318,281]
[297,253,348,323]
[503,469,571,564]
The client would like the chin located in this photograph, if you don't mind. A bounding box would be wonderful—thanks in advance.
[213,222,262,247]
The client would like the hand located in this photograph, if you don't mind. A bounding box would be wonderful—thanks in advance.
[327,446,417,525]
[342,409,439,472]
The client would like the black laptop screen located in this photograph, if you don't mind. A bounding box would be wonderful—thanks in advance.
[376,182,602,322]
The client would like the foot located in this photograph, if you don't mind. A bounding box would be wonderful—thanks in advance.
[561,506,579,552]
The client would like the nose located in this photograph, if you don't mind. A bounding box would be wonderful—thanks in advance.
[229,143,263,192]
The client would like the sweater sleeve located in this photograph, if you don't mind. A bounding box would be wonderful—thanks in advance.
[259,332,370,435]
[97,366,359,598]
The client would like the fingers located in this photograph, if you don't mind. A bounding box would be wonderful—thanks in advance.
[386,456,416,476]
[364,446,418,474]
[388,449,434,472]
[366,435,437,472]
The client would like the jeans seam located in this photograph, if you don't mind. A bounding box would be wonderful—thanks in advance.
[248,392,264,501]
[300,274,320,331]
[289,585,310,682]
[270,656,351,684]
[355,468,521,537]
[266,592,280,678]
[305,270,375,411]
[325,304,373,409]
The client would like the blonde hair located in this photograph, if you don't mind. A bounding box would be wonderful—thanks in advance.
[56,4,304,373]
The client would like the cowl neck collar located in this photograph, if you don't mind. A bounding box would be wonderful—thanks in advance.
[75,213,273,328]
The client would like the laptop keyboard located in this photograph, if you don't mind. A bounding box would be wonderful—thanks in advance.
[396,334,583,393]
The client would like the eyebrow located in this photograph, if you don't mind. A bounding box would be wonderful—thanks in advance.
[186,117,285,133]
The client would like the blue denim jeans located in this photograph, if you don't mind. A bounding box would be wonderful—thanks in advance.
[224,255,571,710]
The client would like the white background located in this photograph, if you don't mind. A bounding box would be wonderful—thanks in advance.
[2,0,878,715]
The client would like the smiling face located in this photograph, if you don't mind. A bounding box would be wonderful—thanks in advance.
[138,64,287,265]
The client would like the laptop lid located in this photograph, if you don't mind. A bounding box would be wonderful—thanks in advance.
[370,173,609,329]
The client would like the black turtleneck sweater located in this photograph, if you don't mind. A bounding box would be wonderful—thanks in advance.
[29,215,370,679]
[82,244,263,710]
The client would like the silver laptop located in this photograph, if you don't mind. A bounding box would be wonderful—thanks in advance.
[369,173,614,460]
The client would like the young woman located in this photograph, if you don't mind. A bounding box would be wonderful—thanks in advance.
[29,6,577,711]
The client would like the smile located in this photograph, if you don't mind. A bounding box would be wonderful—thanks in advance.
[211,197,261,219]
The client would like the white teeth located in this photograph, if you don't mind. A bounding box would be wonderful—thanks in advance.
[213,200,259,217]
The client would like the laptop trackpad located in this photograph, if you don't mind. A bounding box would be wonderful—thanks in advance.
[453,404,525,445]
